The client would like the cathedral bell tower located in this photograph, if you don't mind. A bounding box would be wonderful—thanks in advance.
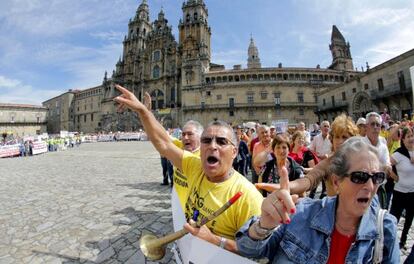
[247,36,261,69]
[178,0,211,87]
[328,25,353,71]
[118,0,152,82]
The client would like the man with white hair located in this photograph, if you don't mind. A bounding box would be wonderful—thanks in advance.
[363,112,395,208]
[252,125,272,183]
[114,84,263,252]
[297,122,311,146]
[309,120,331,161]
[172,120,203,207]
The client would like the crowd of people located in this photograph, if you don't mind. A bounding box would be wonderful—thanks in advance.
[113,83,414,263]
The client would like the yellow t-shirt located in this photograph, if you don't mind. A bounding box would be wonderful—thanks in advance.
[172,138,200,210]
[181,151,263,239]
[389,140,400,154]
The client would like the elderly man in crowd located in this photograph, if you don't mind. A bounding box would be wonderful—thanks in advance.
[356,117,367,136]
[297,121,311,146]
[171,120,203,208]
[114,84,263,252]
[252,125,272,183]
[363,112,396,209]
[308,120,332,198]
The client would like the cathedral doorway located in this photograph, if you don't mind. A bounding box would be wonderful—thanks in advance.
[352,92,372,118]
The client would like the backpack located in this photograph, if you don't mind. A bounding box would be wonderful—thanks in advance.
[373,209,386,263]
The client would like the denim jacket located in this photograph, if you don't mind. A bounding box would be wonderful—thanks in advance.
[236,196,399,264]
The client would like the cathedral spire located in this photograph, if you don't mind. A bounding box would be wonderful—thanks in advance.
[247,36,261,69]
[328,25,353,71]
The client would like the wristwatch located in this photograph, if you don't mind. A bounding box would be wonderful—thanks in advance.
[253,218,277,238]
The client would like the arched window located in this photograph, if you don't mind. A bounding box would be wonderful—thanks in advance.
[194,12,198,21]
[186,14,190,22]
[150,89,164,109]
[153,50,161,61]
[153,65,160,79]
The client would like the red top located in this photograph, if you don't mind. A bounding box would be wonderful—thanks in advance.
[249,137,260,153]
[288,146,307,164]
[327,228,356,264]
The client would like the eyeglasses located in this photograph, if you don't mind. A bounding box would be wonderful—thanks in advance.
[369,122,381,128]
[346,171,386,185]
[182,132,195,137]
[200,136,234,146]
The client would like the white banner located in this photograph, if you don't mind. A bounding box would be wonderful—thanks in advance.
[32,141,48,155]
[0,144,20,158]
[410,66,414,111]
[171,190,256,264]
[272,119,289,134]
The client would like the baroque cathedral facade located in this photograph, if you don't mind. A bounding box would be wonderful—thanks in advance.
[45,0,414,134]
[96,0,357,132]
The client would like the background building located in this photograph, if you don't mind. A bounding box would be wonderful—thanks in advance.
[317,49,414,121]
[43,90,77,134]
[41,0,413,133]
[0,103,47,137]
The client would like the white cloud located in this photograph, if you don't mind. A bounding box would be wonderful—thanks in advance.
[1,0,133,37]
[211,49,246,69]
[0,75,62,105]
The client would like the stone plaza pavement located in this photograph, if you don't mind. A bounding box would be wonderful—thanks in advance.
[0,141,412,263]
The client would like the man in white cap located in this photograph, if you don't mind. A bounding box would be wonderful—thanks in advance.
[356,117,366,137]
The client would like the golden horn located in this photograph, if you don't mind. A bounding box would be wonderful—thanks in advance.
[140,228,189,261]
[139,191,243,261]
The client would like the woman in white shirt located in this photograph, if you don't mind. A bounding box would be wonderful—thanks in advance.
[390,126,414,249]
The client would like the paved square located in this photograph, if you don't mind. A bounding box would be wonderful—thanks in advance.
[0,141,412,263]
[0,142,175,264]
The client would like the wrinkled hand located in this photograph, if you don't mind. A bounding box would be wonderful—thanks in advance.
[183,220,218,245]
[259,159,298,229]
[113,84,149,113]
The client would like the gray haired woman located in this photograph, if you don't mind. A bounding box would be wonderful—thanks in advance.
[236,137,399,263]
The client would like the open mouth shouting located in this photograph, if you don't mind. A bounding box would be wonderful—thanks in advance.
[207,155,219,166]
[356,196,370,206]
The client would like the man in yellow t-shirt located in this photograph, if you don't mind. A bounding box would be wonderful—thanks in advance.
[171,120,203,209]
[182,151,263,239]
[113,84,263,253]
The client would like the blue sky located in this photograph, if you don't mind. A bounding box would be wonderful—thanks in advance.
[0,0,413,105]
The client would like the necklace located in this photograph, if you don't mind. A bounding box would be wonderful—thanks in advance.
[335,221,357,236]
[192,169,235,212]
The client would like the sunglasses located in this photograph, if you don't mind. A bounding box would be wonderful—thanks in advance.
[346,171,386,185]
[200,136,234,146]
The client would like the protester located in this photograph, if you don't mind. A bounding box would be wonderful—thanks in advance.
[252,125,272,181]
[381,108,391,126]
[309,120,332,161]
[160,155,173,186]
[356,117,367,136]
[114,84,263,252]
[254,134,303,196]
[289,130,317,168]
[363,112,396,209]
[389,126,414,250]
[236,137,399,263]
[256,114,359,197]
[233,125,249,177]
[297,121,311,146]
[172,120,203,208]
[308,120,331,198]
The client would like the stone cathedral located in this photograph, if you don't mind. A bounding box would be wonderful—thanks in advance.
[95,0,358,132]
[46,0,414,134]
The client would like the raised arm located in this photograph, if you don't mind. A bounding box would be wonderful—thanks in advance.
[114,84,184,170]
